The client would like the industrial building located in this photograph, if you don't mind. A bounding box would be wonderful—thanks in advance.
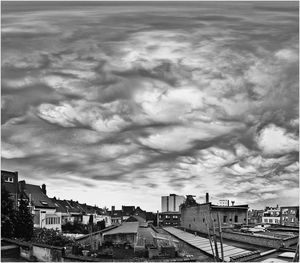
[180,193,248,234]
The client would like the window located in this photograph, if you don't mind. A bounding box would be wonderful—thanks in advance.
[234,215,238,223]
[4,177,13,183]
[173,215,178,219]
[223,216,227,223]
[264,219,268,223]
[46,217,60,225]
[291,218,295,223]
[269,219,273,223]
[166,215,170,219]
[229,218,232,221]
[275,219,278,223]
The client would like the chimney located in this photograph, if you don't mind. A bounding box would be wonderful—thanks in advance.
[231,201,235,206]
[19,180,26,192]
[205,193,209,203]
[42,184,46,195]
[227,200,230,206]
[112,206,115,212]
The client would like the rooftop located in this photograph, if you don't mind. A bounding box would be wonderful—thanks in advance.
[22,184,55,209]
[103,222,139,236]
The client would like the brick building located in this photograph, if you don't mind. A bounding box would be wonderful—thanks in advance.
[159,212,181,226]
[280,206,299,227]
[1,170,19,209]
[248,209,264,224]
[180,194,248,234]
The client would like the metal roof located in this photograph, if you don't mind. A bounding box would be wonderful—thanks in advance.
[103,222,139,236]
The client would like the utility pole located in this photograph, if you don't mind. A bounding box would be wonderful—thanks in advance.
[205,215,216,262]
[217,212,224,262]
[210,213,220,262]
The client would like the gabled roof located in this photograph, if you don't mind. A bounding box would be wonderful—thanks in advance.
[65,200,85,214]
[22,184,55,209]
[50,198,68,213]
[126,215,148,227]
[103,222,139,236]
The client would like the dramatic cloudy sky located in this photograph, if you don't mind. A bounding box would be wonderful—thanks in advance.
[1,1,299,211]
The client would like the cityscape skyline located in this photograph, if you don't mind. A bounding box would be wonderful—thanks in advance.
[1,1,299,212]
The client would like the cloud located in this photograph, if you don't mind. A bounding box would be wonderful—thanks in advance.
[1,1,298,211]
[256,124,298,156]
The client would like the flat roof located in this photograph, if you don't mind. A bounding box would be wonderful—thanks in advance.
[103,222,139,236]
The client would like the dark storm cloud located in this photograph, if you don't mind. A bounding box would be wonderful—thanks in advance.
[1,1,298,209]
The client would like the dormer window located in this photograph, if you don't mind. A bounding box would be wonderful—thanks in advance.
[41,201,48,206]
[4,177,13,183]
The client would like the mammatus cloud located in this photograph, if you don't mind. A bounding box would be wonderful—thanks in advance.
[1,1,298,210]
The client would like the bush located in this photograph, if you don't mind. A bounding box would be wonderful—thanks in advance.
[62,221,89,234]
[32,228,75,247]
[1,185,17,238]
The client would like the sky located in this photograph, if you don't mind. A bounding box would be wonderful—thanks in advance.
[1,1,299,212]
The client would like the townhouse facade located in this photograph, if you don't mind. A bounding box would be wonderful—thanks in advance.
[280,206,299,227]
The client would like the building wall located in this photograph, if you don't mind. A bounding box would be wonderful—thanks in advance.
[175,196,185,212]
[103,233,137,246]
[96,215,112,227]
[248,210,263,224]
[181,204,248,234]
[159,213,181,226]
[161,195,185,212]
[262,216,280,224]
[218,200,230,206]
[31,244,64,262]
[280,207,299,227]
[161,196,168,212]
[1,170,19,209]
[169,195,175,212]
[34,208,61,231]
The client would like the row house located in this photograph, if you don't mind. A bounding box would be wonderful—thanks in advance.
[262,205,281,225]
[51,198,112,227]
[248,209,264,224]
[19,181,62,231]
[280,206,299,227]
[1,170,112,232]
[108,205,153,225]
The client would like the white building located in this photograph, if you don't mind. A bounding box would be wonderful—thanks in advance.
[262,206,280,224]
[161,194,185,212]
[218,200,230,206]
[19,181,62,231]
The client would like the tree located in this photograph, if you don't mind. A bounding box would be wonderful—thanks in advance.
[1,184,16,238]
[15,193,34,240]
